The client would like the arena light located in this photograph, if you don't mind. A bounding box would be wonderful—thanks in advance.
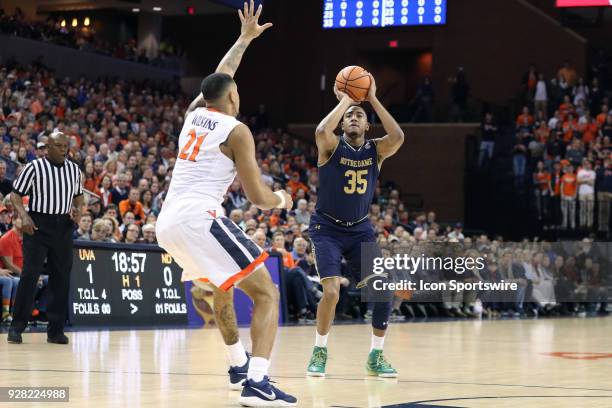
[132,7,140,12]
[84,17,90,27]
[71,18,78,27]
[60,19,66,27]
[153,6,162,12]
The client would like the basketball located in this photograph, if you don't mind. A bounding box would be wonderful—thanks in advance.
[335,65,372,102]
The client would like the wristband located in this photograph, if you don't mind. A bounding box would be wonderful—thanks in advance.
[274,191,286,208]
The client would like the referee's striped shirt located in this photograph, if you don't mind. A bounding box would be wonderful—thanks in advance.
[12,157,83,215]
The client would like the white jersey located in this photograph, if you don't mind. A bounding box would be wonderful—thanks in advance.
[156,107,267,287]
[164,107,241,216]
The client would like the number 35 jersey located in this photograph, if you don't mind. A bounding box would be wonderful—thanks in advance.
[316,136,379,224]
[164,107,241,216]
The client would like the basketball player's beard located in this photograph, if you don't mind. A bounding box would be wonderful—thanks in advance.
[344,130,365,145]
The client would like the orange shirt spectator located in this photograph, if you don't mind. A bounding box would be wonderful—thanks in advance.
[271,232,295,269]
[30,99,43,116]
[84,177,101,196]
[281,252,295,269]
[580,122,599,145]
[534,171,551,192]
[596,111,608,128]
[535,125,551,143]
[516,107,534,127]
[119,189,146,224]
[287,172,309,198]
[559,102,574,121]
[558,63,577,87]
[562,117,579,142]
[0,227,23,271]
[561,172,577,197]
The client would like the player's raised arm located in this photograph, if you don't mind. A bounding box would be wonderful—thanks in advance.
[217,0,272,77]
[185,0,272,117]
[368,76,405,163]
[315,88,355,163]
[228,124,292,211]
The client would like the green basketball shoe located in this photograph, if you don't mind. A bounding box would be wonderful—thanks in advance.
[306,346,328,377]
[366,349,398,378]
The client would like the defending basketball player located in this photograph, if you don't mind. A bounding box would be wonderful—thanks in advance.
[306,73,405,377]
[156,1,297,406]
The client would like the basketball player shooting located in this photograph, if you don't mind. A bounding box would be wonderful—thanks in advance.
[306,72,405,377]
[156,1,297,406]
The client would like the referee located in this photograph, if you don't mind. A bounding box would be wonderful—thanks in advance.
[7,131,83,345]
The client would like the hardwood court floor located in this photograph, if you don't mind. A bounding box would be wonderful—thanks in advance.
[2,318,612,407]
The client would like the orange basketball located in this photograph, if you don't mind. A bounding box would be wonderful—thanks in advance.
[334,65,371,102]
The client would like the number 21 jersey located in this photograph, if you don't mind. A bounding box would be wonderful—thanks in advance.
[164,107,241,215]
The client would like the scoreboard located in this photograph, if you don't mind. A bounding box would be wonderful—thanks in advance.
[323,0,447,29]
[70,242,188,326]
[556,0,612,7]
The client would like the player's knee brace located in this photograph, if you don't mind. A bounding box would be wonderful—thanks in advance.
[372,301,392,331]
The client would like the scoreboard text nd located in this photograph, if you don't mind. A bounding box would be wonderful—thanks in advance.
[323,0,447,29]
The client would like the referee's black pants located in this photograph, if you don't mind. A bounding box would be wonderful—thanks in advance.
[11,212,74,335]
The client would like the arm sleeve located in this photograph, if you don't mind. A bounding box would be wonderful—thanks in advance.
[12,163,35,196]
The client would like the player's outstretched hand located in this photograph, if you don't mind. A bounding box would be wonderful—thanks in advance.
[276,190,293,210]
[239,0,273,40]
[366,74,377,102]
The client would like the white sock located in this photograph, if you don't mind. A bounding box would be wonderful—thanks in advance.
[226,339,248,367]
[247,357,270,382]
[315,332,328,347]
[371,333,385,351]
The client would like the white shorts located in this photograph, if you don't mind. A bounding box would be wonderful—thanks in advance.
[156,210,267,291]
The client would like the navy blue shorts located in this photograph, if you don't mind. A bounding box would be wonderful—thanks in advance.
[308,212,382,281]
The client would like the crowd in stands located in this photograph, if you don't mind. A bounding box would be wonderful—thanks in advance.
[380,237,609,321]
[0,8,182,69]
[0,56,609,324]
[479,58,612,235]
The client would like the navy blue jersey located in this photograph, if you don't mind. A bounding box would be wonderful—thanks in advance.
[316,137,379,223]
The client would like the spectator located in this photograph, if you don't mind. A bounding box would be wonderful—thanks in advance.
[533,161,551,221]
[0,143,16,181]
[139,223,157,244]
[479,112,498,168]
[534,73,548,118]
[119,189,145,225]
[294,199,310,226]
[90,218,109,242]
[119,211,135,234]
[576,160,595,229]
[0,161,12,197]
[596,158,612,233]
[560,164,577,230]
[111,173,130,205]
[74,213,92,240]
[0,213,22,323]
[447,223,464,241]
[123,224,140,244]
[558,61,577,88]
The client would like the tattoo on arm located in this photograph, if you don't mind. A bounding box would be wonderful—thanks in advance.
[216,40,250,77]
